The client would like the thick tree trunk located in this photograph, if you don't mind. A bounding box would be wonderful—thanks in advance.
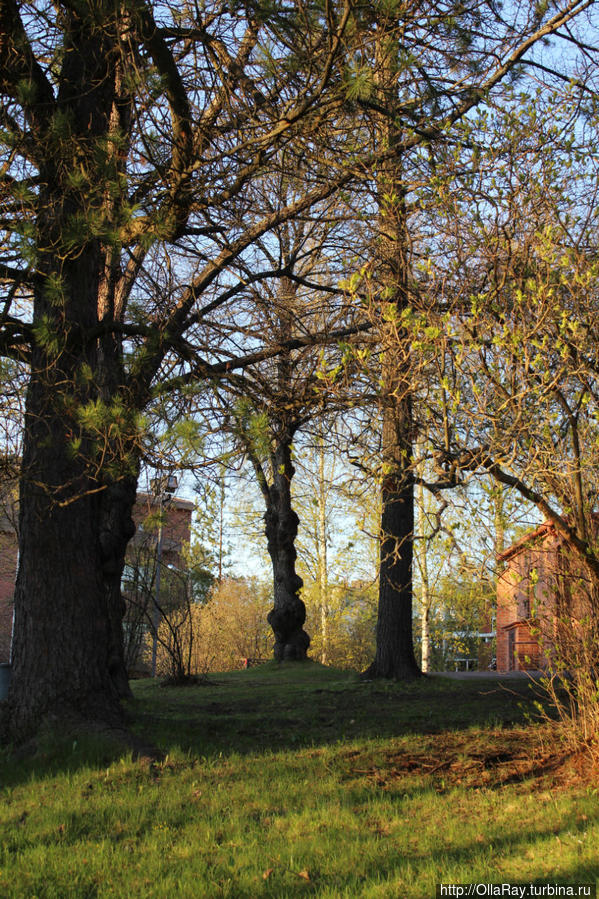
[265,441,310,661]
[7,295,138,737]
[363,21,420,680]
[9,482,124,739]
[7,280,127,738]
[3,9,135,738]
[364,397,420,679]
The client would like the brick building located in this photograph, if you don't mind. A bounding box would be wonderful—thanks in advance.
[0,512,18,663]
[130,492,194,571]
[496,520,590,673]
[0,492,194,665]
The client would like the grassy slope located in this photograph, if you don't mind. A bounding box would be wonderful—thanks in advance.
[0,663,598,898]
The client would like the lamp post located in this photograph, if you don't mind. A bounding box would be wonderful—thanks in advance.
[150,474,178,677]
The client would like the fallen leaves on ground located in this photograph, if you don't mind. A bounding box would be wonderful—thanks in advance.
[339,727,592,792]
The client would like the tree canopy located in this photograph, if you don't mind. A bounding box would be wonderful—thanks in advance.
[0,0,597,739]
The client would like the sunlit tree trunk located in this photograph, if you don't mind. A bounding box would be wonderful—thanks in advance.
[316,441,330,665]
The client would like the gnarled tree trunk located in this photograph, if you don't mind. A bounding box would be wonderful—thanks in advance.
[265,440,310,661]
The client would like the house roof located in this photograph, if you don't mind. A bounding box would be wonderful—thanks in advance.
[496,521,555,564]
[498,510,599,564]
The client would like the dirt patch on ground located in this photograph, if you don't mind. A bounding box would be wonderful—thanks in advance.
[341,728,599,792]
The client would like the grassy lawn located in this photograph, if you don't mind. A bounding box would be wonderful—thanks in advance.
[1,663,598,897]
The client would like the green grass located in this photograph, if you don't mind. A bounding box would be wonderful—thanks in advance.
[1,663,598,897]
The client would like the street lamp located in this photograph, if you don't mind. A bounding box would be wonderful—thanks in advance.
[150,473,178,677]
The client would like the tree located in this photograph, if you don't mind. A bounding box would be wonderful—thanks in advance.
[213,218,359,660]
[343,0,594,679]
[0,0,592,739]
[0,0,354,739]
[302,577,378,670]
[360,19,419,678]
[153,576,273,675]
[193,468,231,586]
[298,436,336,665]
[290,422,379,663]
[122,508,213,677]
[419,86,599,741]
[427,89,599,575]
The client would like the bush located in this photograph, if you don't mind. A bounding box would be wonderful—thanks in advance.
[150,576,273,675]
[534,560,599,761]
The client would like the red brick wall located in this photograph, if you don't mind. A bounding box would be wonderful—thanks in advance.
[0,531,18,663]
[496,527,562,672]
[131,495,193,569]
[0,494,193,664]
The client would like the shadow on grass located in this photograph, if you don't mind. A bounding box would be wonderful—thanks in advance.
[0,726,142,790]
[298,818,599,899]
[246,816,599,899]
[0,661,549,789]
[128,662,544,758]
[5,757,595,899]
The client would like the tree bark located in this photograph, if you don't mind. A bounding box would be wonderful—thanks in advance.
[3,7,134,739]
[363,21,420,680]
[8,268,128,738]
[265,440,310,661]
[364,397,420,678]
[8,283,138,737]
[9,486,123,739]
